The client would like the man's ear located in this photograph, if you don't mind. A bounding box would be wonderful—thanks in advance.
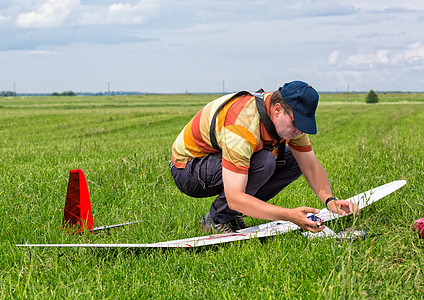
[273,103,283,116]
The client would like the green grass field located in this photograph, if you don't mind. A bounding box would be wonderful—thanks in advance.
[1,93,423,299]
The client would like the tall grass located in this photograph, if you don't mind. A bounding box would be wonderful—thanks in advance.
[1,93,423,298]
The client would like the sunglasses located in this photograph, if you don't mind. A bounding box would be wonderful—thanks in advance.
[282,106,295,123]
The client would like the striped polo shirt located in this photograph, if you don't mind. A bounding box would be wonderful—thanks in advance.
[171,92,312,175]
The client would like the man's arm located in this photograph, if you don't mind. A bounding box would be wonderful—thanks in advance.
[290,148,359,216]
[222,168,324,232]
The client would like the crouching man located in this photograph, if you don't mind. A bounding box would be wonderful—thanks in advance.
[169,81,359,234]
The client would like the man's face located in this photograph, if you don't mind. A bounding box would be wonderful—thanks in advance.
[272,103,303,140]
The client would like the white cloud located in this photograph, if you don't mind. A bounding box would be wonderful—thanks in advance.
[322,42,424,91]
[16,0,80,28]
[26,50,57,56]
[376,50,390,64]
[345,43,424,70]
[327,50,340,65]
[108,0,160,24]
[351,0,424,11]
[346,50,390,68]
[109,3,132,12]
[0,13,10,22]
[79,0,161,25]
[403,42,424,64]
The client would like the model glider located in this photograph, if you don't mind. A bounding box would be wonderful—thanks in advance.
[17,179,406,249]
[61,169,140,234]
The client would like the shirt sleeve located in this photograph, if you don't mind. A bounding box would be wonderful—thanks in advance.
[288,133,312,152]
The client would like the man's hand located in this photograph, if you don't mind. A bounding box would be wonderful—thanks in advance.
[289,207,325,233]
[327,200,360,216]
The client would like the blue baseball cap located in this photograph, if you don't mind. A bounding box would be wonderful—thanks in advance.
[278,81,319,134]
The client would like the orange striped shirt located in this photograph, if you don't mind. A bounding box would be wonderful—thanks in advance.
[171,92,312,174]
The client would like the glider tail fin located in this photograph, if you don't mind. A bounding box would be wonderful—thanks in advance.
[62,169,94,233]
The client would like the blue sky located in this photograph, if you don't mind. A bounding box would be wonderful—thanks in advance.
[1,0,424,93]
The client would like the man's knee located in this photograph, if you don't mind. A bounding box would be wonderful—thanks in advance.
[250,150,276,174]
[170,154,224,198]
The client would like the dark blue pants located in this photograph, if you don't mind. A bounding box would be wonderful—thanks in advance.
[170,147,302,223]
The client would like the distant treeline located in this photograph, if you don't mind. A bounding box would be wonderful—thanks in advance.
[51,91,76,96]
[1,90,149,97]
[0,91,14,97]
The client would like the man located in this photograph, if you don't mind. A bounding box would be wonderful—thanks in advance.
[169,81,359,234]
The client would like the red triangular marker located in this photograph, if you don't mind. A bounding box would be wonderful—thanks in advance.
[62,169,93,233]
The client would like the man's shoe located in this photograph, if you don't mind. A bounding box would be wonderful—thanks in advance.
[232,215,247,230]
[200,212,235,234]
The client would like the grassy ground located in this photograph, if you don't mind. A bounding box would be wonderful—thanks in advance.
[1,93,423,299]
